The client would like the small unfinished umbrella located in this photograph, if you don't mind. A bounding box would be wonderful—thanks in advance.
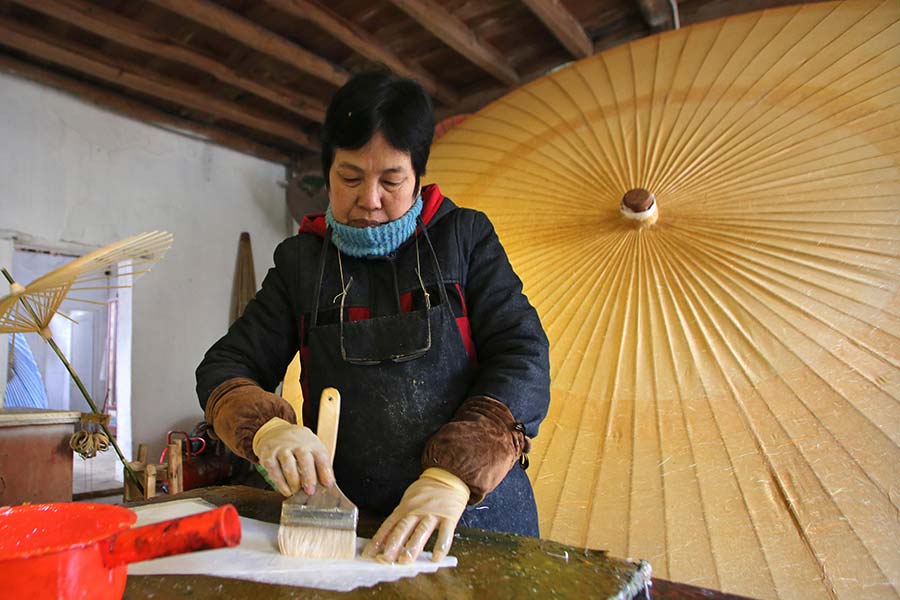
[427,1,899,598]
[1,231,174,492]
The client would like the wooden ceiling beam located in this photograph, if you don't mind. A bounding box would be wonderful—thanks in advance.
[13,0,326,123]
[147,0,348,88]
[521,0,593,59]
[0,53,290,164]
[0,16,316,149]
[262,0,459,105]
[636,0,675,32]
[385,0,520,86]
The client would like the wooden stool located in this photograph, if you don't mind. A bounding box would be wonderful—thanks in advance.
[123,440,183,501]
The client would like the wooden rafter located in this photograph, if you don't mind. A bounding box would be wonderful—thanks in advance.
[147,0,348,88]
[262,0,459,105]
[636,0,676,32]
[14,0,326,123]
[0,54,289,164]
[385,0,520,86]
[521,0,593,59]
[0,16,316,149]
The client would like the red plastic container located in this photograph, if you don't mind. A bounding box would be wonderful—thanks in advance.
[0,502,241,600]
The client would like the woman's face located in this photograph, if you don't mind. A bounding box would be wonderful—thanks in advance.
[328,131,417,227]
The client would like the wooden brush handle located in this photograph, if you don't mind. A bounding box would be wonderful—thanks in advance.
[317,388,340,464]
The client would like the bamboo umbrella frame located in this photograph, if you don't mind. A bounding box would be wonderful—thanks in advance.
[427,1,899,598]
[0,231,174,495]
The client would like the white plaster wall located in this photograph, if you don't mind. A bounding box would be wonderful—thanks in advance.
[0,73,290,461]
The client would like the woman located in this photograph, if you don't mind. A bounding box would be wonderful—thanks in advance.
[196,71,550,564]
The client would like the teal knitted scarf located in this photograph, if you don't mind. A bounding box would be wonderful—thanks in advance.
[326,195,423,257]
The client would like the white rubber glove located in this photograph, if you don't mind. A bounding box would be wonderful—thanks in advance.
[252,417,334,497]
[362,468,469,564]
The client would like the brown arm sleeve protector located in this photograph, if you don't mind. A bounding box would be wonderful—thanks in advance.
[204,377,297,463]
[421,396,532,504]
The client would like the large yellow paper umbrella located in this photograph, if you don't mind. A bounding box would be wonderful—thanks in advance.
[1,231,174,491]
[427,1,899,598]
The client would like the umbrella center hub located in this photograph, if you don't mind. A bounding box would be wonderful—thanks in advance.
[620,188,658,226]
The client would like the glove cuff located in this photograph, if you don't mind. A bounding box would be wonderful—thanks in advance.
[421,468,470,500]
[421,396,528,504]
[204,377,296,463]
[252,416,291,457]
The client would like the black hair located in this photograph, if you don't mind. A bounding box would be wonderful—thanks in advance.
[320,70,434,194]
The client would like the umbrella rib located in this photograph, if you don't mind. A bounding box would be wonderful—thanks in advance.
[657,232,899,587]
[657,235,830,595]
[654,5,814,192]
[656,9,781,193]
[580,233,640,548]
[648,232,735,589]
[685,232,900,377]
[680,221,900,324]
[679,223,900,305]
[686,218,900,249]
[665,229,900,435]
[640,35,664,185]
[566,63,629,194]
[681,160,900,213]
[580,55,633,193]
[645,234,717,583]
[652,2,858,196]
[481,105,617,197]
[426,160,589,206]
[658,16,898,198]
[663,81,900,197]
[653,10,767,193]
[665,80,900,200]
[603,51,637,186]
[531,77,616,190]
[540,234,636,541]
[645,28,696,194]
[535,230,628,492]
[645,21,706,194]
[643,237,671,577]
[520,227,627,337]
[671,0,857,176]
[433,136,610,202]
[630,42,644,186]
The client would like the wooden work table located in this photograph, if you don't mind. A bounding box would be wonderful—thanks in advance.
[123,486,754,600]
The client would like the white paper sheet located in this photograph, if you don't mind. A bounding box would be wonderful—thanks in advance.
[128,499,457,592]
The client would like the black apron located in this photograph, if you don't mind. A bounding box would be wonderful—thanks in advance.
[306,225,539,537]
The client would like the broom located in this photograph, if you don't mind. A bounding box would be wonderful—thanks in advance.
[278,387,358,559]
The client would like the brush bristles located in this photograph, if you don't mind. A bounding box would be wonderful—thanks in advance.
[278,523,357,560]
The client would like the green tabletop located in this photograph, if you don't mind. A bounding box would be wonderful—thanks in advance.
[123,485,650,599]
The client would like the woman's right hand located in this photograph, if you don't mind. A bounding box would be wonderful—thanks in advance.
[252,417,335,496]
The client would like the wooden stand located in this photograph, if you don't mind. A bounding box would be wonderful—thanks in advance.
[123,442,183,502]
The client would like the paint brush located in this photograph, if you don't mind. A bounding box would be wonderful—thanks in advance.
[278,387,358,559]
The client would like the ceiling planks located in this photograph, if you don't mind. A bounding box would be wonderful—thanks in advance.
[14,0,326,123]
[0,0,828,164]
[521,0,593,58]
[261,0,459,105]
[0,14,317,148]
[385,0,520,86]
[146,0,349,87]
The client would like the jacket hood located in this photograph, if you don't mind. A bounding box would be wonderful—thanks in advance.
[298,183,450,237]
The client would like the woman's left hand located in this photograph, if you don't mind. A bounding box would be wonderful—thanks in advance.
[362,468,469,563]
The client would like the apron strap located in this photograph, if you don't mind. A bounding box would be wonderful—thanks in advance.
[311,220,452,326]
[417,216,453,310]
[310,228,333,328]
